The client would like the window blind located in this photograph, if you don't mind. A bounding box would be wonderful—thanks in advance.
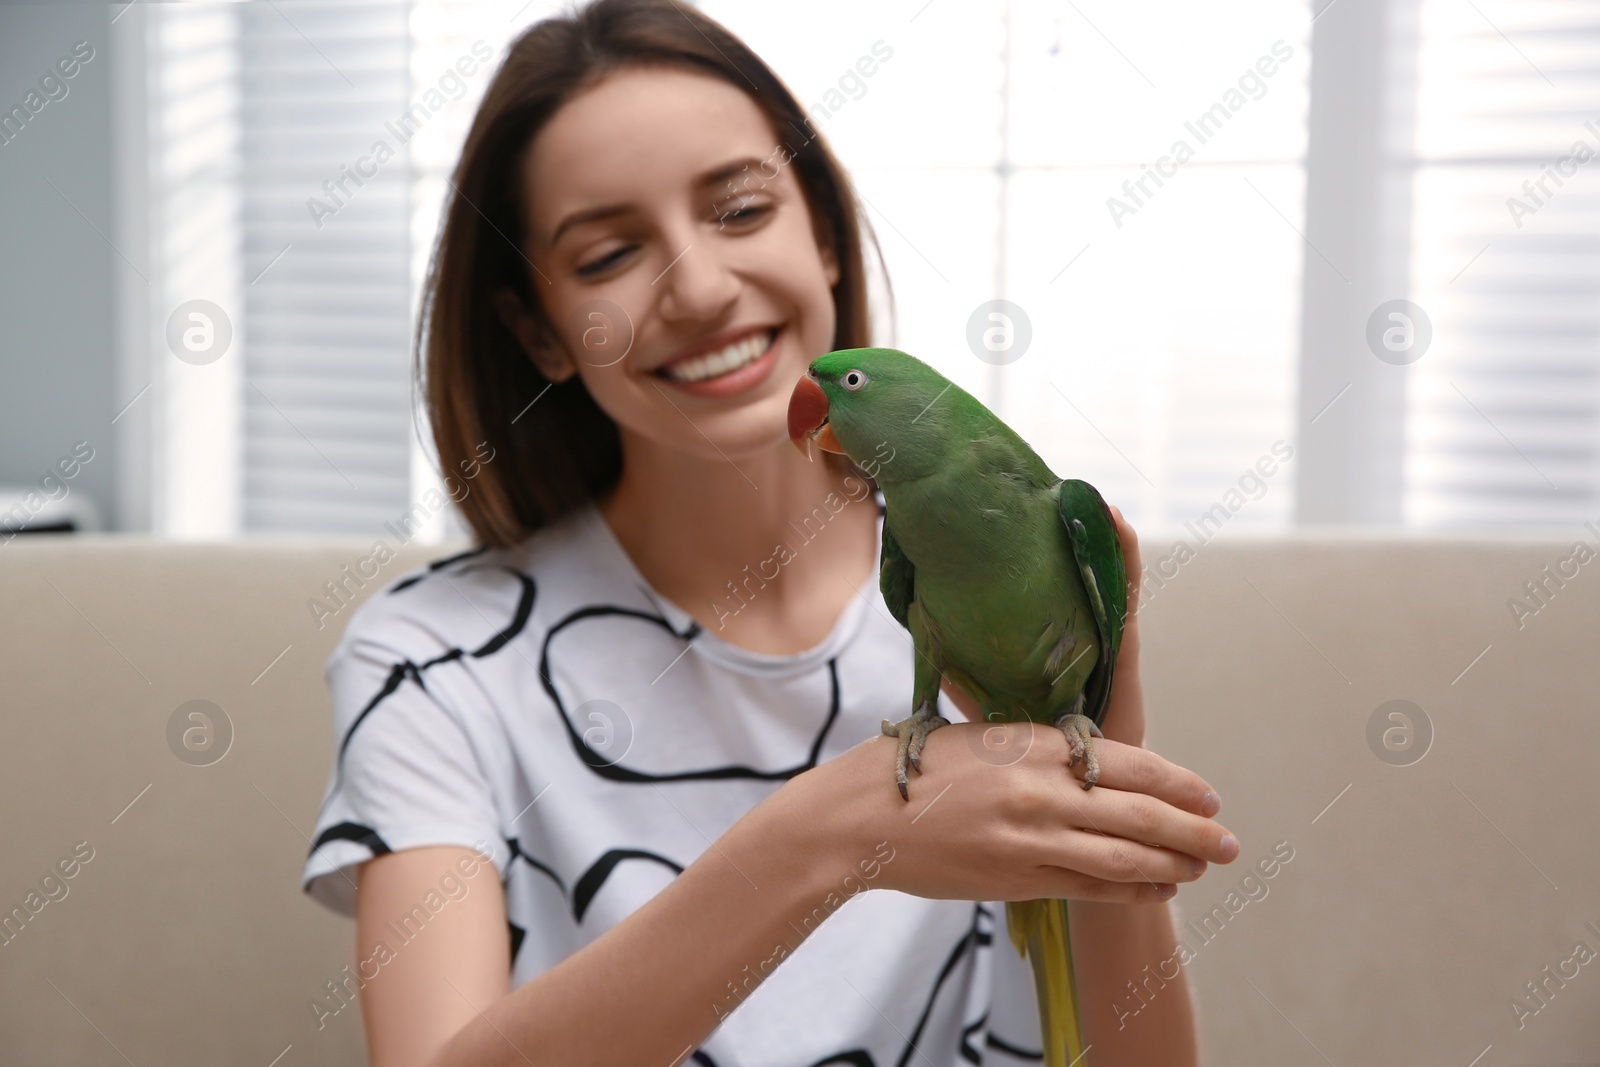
[1406,0,1600,527]
[238,1,414,534]
[138,0,1598,536]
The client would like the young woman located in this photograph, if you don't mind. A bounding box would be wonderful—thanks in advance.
[300,2,1239,1065]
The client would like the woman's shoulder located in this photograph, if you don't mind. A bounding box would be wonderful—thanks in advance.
[329,501,615,661]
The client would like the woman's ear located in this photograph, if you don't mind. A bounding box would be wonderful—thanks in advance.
[493,287,576,383]
[819,235,841,288]
[808,210,841,288]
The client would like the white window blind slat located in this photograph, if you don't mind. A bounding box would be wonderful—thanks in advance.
[239,0,414,533]
[1407,0,1600,527]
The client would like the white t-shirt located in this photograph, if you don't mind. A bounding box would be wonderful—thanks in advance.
[302,487,1047,1064]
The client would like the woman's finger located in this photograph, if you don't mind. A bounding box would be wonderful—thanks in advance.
[1045,829,1206,886]
[1005,729,1236,863]
[1070,733,1222,819]
[1068,785,1237,866]
[1031,868,1178,906]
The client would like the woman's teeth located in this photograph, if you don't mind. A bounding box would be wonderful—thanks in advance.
[658,330,775,383]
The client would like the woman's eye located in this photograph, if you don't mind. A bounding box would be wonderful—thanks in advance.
[575,246,633,278]
[714,203,770,227]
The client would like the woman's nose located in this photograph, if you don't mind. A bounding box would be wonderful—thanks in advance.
[654,238,739,325]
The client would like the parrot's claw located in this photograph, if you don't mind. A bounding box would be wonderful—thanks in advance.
[1053,712,1104,790]
[881,703,950,801]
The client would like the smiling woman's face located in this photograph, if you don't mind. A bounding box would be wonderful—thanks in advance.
[515,63,841,462]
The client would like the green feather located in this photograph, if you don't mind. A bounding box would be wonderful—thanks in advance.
[879,523,915,632]
[1058,478,1126,729]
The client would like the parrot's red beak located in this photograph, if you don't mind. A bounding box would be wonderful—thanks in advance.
[787,372,845,455]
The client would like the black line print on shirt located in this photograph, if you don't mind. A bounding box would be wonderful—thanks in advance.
[500,844,684,954]
[302,558,557,910]
[539,606,847,782]
[967,903,1044,1063]
[505,836,568,896]
[897,902,1008,1067]
[388,545,490,593]
[960,1011,990,1063]
[309,821,393,857]
[496,826,1010,1061]
[718,903,1024,1067]
[504,836,562,968]
[322,564,537,800]
[571,847,685,923]
[984,1030,1047,1062]
[505,840,689,930]
[508,919,526,964]
[496,842,979,1067]
[303,556,541,889]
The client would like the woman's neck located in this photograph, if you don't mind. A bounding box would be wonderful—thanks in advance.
[598,429,879,654]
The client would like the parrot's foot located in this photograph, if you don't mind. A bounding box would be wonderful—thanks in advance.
[880,702,950,802]
[1053,712,1104,790]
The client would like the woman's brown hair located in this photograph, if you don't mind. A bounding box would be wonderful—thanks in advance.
[417,0,888,548]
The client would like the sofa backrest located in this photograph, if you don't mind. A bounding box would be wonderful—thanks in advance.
[1,534,1595,1064]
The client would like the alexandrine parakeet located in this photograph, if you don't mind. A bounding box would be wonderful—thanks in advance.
[787,347,1128,1067]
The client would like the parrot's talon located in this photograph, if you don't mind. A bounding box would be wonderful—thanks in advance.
[1053,712,1103,790]
[909,719,940,773]
[882,702,950,801]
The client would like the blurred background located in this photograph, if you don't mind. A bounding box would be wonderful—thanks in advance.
[5,0,1597,545]
[6,4,1600,1066]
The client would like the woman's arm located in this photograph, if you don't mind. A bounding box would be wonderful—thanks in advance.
[1065,505,1227,1066]
[355,791,864,1067]
[1070,895,1198,1066]
[357,730,1228,1067]
[355,845,510,1067]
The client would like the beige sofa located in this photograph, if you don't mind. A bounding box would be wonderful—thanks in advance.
[3,534,1597,1064]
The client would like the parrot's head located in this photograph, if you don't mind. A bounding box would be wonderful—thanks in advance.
[786,347,959,484]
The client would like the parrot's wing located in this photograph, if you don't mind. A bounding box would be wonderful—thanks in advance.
[1057,478,1127,727]
[879,521,915,632]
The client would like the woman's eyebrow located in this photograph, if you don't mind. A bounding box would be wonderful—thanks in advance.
[549,203,632,246]
[702,155,771,189]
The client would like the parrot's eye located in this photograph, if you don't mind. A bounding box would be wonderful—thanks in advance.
[841,369,868,391]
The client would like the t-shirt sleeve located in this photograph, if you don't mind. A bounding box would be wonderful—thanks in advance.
[301,615,506,919]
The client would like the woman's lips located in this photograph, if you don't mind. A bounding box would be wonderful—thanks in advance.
[652,328,782,399]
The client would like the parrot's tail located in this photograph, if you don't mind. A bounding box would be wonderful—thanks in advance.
[1006,897,1085,1067]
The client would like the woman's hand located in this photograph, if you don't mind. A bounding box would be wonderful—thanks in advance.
[789,722,1235,907]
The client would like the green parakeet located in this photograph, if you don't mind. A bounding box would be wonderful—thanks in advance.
[787,346,1128,1067]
